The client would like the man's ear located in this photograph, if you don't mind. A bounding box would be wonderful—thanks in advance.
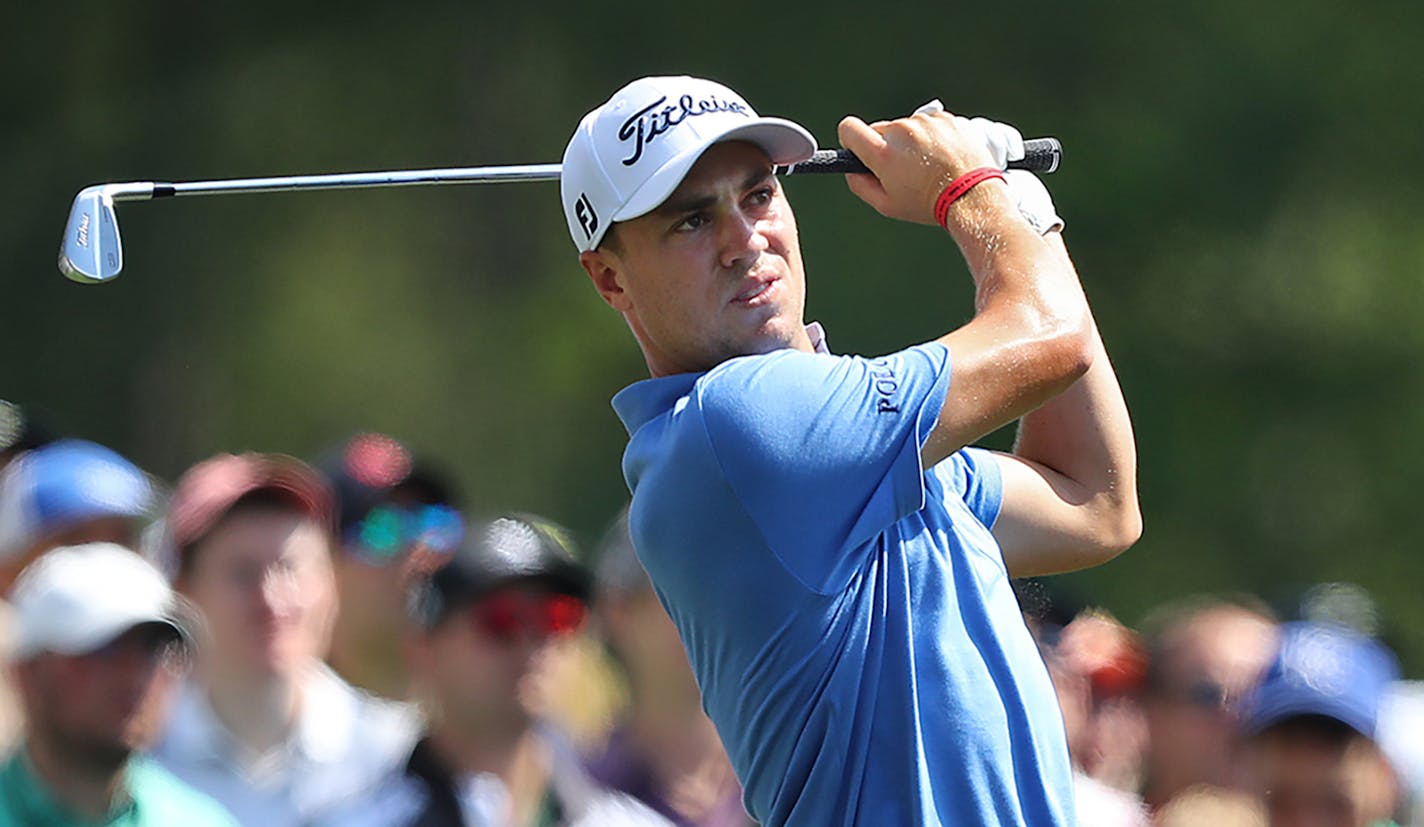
[580,249,632,313]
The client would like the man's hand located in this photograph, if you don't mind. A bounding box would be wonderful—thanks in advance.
[837,109,1003,225]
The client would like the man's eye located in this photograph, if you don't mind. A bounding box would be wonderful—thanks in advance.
[748,186,774,205]
[674,214,708,232]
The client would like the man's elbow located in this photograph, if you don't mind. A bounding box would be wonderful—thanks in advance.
[1094,496,1143,563]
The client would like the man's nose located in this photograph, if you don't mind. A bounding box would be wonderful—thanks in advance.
[719,208,770,269]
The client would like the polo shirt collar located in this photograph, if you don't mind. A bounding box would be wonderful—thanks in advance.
[613,322,831,435]
[163,664,357,769]
[2,745,137,825]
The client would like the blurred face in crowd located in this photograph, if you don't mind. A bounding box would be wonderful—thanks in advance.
[599,577,700,706]
[580,141,810,377]
[333,490,461,691]
[1144,606,1279,804]
[1,516,140,592]
[178,505,336,678]
[412,584,585,741]
[1249,720,1398,827]
[15,624,183,770]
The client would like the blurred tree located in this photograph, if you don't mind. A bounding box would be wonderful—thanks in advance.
[3,0,1421,669]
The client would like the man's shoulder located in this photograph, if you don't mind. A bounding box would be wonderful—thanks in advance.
[306,768,425,827]
[301,665,421,760]
[127,758,242,826]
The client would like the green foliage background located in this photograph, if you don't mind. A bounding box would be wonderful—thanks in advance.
[5,4,1422,668]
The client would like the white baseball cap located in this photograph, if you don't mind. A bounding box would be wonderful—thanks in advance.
[8,542,190,661]
[560,76,817,252]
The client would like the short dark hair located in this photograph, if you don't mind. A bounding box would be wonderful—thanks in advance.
[177,490,328,580]
[1256,713,1361,748]
[598,223,622,254]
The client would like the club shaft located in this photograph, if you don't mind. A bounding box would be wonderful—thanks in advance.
[150,163,562,198]
[121,140,1060,202]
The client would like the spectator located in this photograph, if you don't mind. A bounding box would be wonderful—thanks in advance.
[1139,595,1280,816]
[0,437,153,752]
[149,453,417,826]
[1378,681,1424,827]
[583,507,753,827]
[1240,622,1403,827]
[0,399,55,473]
[317,432,464,699]
[318,513,672,826]
[1,542,237,825]
[0,438,154,590]
[1044,609,1150,827]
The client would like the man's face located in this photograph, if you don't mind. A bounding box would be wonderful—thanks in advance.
[600,580,700,705]
[1251,728,1398,827]
[179,508,336,678]
[1,516,140,593]
[412,585,584,739]
[333,495,461,693]
[580,141,811,376]
[1145,608,1279,800]
[17,625,183,770]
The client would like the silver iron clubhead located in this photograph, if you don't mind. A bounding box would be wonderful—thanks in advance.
[59,186,122,283]
[58,183,154,284]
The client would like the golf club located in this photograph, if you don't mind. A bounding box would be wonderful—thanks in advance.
[58,140,1061,284]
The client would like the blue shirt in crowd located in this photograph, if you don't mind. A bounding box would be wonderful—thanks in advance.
[612,342,1075,827]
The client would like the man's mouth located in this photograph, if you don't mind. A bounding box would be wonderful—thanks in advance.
[731,277,776,304]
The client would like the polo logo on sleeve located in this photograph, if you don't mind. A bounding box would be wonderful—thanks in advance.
[617,94,751,166]
[574,193,599,240]
[869,359,901,414]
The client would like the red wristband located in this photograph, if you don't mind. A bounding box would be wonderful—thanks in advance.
[934,167,1006,229]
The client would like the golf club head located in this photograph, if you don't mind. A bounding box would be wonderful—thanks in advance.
[58,183,153,284]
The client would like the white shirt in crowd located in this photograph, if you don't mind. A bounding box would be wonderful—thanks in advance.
[314,724,673,827]
[149,664,419,827]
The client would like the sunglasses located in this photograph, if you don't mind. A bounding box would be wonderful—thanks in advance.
[1163,679,1239,713]
[347,503,464,564]
[469,590,586,642]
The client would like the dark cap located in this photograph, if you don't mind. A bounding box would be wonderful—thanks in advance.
[167,453,335,556]
[316,433,456,534]
[408,513,590,628]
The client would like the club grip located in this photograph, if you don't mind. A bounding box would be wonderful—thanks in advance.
[781,137,1061,176]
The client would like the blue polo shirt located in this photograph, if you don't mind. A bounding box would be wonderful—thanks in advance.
[612,343,1074,826]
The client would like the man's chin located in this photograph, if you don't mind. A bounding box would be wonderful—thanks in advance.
[738,317,812,357]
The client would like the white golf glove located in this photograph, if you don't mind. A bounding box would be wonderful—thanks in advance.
[915,101,1064,235]
[1003,169,1063,235]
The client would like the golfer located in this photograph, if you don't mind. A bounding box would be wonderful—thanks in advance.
[562,75,1140,826]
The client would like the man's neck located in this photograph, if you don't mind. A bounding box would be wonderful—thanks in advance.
[23,738,128,821]
[328,632,408,700]
[430,727,551,825]
[198,659,305,759]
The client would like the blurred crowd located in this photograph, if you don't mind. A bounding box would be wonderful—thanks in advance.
[0,398,1420,827]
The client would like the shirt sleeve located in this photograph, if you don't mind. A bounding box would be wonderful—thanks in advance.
[933,446,1005,530]
[696,343,951,594]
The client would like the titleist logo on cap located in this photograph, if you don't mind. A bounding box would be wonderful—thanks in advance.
[618,93,750,166]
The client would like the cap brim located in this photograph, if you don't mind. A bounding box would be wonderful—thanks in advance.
[1243,694,1376,739]
[17,612,188,660]
[170,455,333,551]
[611,117,817,224]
